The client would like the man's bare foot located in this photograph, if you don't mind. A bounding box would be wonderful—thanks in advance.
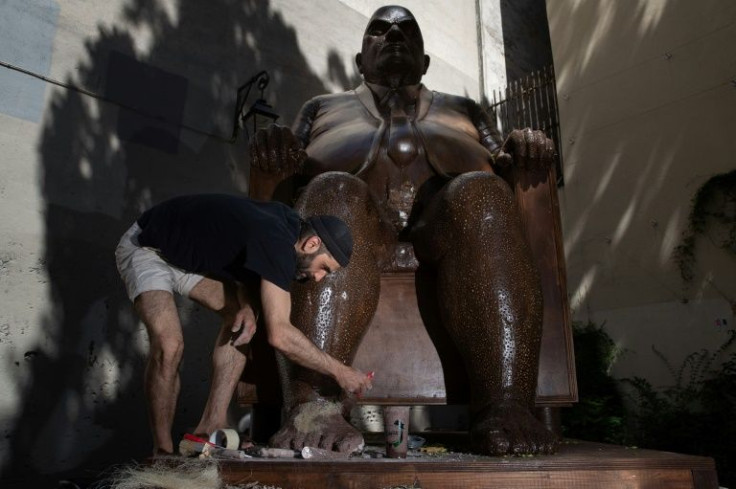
[269,400,364,453]
[470,400,558,456]
[152,448,175,458]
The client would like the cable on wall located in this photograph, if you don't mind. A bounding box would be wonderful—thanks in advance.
[0,58,234,143]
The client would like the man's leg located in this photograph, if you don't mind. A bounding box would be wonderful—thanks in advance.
[135,290,184,455]
[188,278,253,436]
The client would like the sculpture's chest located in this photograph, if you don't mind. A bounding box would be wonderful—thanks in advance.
[303,94,493,231]
[304,96,492,178]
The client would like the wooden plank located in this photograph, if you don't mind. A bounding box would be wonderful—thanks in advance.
[501,163,577,404]
[223,467,697,489]
[351,273,465,404]
[213,441,718,489]
[691,469,720,489]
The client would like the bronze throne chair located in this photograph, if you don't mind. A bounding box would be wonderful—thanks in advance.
[236,149,577,439]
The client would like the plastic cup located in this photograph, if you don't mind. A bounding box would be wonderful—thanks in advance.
[383,406,410,458]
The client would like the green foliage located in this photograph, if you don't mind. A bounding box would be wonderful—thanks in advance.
[673,169,736,284]
[621,329,736,486]
[564,323,736,486]
[562,321,628,444]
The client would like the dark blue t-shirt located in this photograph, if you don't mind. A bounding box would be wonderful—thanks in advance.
[137,194,300,291]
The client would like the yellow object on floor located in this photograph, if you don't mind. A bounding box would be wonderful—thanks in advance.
[419,444,447,455]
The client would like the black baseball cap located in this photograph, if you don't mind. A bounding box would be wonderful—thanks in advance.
[307,216,353,267]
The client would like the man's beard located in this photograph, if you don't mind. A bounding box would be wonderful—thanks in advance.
[294,251,316,283]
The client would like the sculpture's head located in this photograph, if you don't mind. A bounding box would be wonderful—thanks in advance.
[355,5,430,87]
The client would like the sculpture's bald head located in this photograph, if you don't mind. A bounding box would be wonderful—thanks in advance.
[356,5,430,87]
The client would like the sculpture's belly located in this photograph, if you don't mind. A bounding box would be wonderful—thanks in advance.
[304,118,494,233]
[417,121,494,175]
[305,121,492,180]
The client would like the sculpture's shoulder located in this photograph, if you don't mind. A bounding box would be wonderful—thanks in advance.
[300,90,362,112]
[426,90,482,119]
[431,90,478,105]
[293,89,368,144]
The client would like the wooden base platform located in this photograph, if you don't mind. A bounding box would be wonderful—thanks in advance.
[215,440,718,489]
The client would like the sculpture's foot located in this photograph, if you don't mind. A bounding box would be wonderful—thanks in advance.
[470,400,558,456]
[269,400,364,453]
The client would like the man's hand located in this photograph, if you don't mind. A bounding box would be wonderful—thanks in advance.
[335,367,374,397]
[250,124,307,175]
[229,306,257,347]
[494,128,555,171]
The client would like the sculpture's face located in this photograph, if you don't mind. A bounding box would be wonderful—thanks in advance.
[357,5,429,86]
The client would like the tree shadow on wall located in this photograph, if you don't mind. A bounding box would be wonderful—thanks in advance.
[0,0,346,485]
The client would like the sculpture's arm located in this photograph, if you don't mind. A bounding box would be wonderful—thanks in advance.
[469,101,504,157]
[249,123,307,176]
[249,97,322,177]
[498,128,556,172]
[469,101,554,172]
[248,98,323,176]
[248,100,317,200]
[291,97,320,150]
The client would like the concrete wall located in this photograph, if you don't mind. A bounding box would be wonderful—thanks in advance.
[547,0,736,385]
[0,0,509,482]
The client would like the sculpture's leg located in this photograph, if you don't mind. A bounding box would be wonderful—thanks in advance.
[412,171,557,455]
[269,171,392,453]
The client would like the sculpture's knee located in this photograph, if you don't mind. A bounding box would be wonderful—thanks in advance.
[296,172,372,216]
[412,171,516,264]
[297,172,392,262]
[443,171,518,237]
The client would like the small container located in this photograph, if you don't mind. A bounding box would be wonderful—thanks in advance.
[383,406,410,458]
[301,446,349,460]
[407,435,426,450]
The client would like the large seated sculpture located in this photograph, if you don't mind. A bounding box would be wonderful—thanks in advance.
[248,5,564,456]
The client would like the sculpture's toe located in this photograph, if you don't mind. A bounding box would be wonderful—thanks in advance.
[268,400,364,453]
[319,432,337,450]
[470,401,558,456]
[306,432,326,449]
[334,428,364,453]
[268,426,289,448]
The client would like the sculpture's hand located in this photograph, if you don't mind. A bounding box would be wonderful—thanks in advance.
[249,124,307,175]
[495,128,555,172]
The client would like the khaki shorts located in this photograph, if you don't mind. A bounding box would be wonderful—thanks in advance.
[115,222,204,302]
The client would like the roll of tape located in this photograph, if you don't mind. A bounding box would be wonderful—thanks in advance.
[209,428,240,450]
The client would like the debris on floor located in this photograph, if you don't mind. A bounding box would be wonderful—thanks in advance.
[99,459,284,489]
[418,444,447,455]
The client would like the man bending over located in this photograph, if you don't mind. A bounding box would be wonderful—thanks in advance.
[115,193,373,455]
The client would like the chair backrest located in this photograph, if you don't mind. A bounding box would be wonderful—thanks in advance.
[237,164,577,408]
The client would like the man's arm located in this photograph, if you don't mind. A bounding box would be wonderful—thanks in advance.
[260,279,373,395]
